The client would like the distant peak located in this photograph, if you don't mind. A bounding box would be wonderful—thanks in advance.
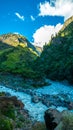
[61,15,73,31]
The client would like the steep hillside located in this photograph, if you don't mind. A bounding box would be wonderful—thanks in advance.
[0,33,38,79]
[35,46,43,54]
[59,16,73,36]
[34,16,73,84]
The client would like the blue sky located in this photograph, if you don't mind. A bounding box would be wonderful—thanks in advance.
[0,0,73,47]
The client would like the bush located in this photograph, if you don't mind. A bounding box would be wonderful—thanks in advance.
[32,122,46,130]
[0,92,5,96]
[0,117,13,130]
[62,111,73,130]
[1,105,15,120]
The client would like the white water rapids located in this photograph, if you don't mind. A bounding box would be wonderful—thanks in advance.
[0,80,73,121]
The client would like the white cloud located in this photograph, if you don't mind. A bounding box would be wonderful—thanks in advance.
[30,15,35,21]
[33,23,63,47]
[13,32,19,35]
[15,12,24,21]
[39,0,73,21]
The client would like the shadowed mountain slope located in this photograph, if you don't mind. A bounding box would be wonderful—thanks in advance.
[34,16,73,84]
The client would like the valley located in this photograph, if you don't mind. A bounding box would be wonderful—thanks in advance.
[0,15,73,130]
[0,79,73,122]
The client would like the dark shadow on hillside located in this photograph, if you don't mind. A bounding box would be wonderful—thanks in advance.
[0,40,14,50]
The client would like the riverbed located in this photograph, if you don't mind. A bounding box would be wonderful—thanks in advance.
[0,79,73,121]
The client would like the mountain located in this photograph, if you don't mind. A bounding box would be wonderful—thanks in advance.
[34,16,73,84]
[0,33,38,79]
[0,16,73,83]
[0,33,37,51]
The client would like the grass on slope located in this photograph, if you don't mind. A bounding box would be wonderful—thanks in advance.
[0,45,38,79]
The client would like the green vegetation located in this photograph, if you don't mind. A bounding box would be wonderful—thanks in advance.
[0,92,5,96]
[0,117,13,130]
[32,122,46,130]
[0,34,45,83]
[0,16,73,85]
[62,112,73,130]
[0,46,37,74]
[55,111,73,130]
[1,105,15,120]
[0,34,38,79]
[34,16,73,84]
[0,92,32,130]
[0,92,46,130]
[0,16,73,129]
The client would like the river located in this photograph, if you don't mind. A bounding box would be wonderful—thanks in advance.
[0,79,73,121]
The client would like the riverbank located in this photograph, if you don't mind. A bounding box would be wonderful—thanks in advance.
[0,72,49,89]
[0,92,46,130]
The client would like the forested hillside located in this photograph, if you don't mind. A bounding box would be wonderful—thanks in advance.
[34,16,73,84]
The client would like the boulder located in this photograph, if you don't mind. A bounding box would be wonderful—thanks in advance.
[44,109,62,130]
[32,95,40,103]
[42,96,50,107]
[68,102,73,110]
[54,122,63,130]
[55,111,73,130]
[44,108,73,130]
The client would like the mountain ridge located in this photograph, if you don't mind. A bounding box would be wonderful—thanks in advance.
[61,16,73,32]
[0,16,73,83]
[0,33,37,53]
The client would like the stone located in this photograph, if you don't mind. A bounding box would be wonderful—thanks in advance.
[5,92,11,97]
[32,95,40,103]
[55,111,73,130]
[44,108,73,130]
[44,109,62,130]
[54,122,63,130]
[42,97,50,107]
[68,102,73,110]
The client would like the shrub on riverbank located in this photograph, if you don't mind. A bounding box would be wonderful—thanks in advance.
[54,111,73,130]
[62,111,73,130]
[32,122,46,130]
[0,116,13,130]
[0,92,32,129]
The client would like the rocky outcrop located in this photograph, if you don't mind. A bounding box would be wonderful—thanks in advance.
[54,111,73,130]
[44,109,61,130]
[0,96,24,109]
[68,102,73,110]
[44,109,73,130]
